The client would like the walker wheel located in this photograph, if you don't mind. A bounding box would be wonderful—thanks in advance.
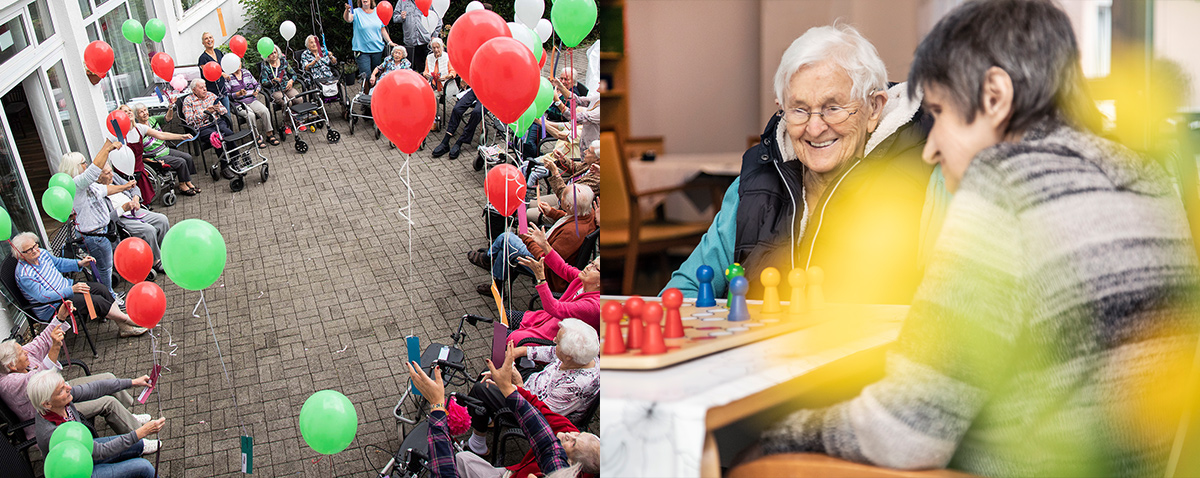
[295,140,308,154]
[210,164,220,181]
[161,191,176,207]
[349,116,357,135]
[260,163,270,182]
[230,177,245,192]
[327,130,340,144]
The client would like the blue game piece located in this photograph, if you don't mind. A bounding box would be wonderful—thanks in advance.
[728,276,750,322]
[696,265,716,307]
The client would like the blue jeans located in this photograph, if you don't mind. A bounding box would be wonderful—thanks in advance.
[80,227,115,291]
[92,436,154,478]
[355,51,383,79]
[488,232,533,281]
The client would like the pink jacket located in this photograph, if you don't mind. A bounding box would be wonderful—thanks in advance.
[508,250,600,343]
[0,327,55,439]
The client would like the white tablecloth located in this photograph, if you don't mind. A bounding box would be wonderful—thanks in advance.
[601,300,907,478]
[627,152,741,222]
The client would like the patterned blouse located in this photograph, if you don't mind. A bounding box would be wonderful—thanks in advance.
[259,58,296,92]
[525,345,599,423]
[375,56,411,79]
[300,49,335,79]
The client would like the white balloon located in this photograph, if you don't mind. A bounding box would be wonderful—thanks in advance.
[280,21,297,41]
[514,0,544,30]
[424,11,441,35]
[108,144,135,176]
[535,18,554,43]
[432,0,449,16]
[465,1,484,13]
[220,54,241,74]
[508,22,538,58]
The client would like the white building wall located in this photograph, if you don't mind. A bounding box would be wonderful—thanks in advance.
[155,0,248,67]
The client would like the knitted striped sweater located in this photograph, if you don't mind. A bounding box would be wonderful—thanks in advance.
[761,121,1200,476]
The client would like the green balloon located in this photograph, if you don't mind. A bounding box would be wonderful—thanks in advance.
[299,390,358,455]
[533,77,554,118]
[532,30,543,63]
[41,186,73,223]
[0,208,11,241]
[44,440,92,478]
[257,37,276,58]
[121,19,144,44]
[550,0,597,48]
[49,173,76,199]
[50,422,94,455]
[509,102,539,137]
[145,19,167,43]
[161,219,227,291]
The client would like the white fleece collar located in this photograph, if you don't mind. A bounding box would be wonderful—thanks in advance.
[776,82,922,162]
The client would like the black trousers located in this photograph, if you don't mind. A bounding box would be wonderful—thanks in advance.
[408,43,430,76]
[444,90,481,145]
[196,117,235,149]
[467,381,508,433]
[71,281,114,320]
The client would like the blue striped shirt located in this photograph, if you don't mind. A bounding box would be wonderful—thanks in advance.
[15,250,79,321]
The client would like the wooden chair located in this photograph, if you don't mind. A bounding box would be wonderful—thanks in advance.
[729,454,976,478]
[598,131,722,295]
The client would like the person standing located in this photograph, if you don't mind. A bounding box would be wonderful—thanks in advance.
[395,0,438,75]
[343,0,399,81]
[197,32,233,124]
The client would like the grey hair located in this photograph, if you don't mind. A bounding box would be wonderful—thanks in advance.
[306,35,320,47]
[907,0,1100,134]
[9,232,38,256]
[558,67,575,81]
[559,184,594,215]
[556,318,599,365]
[60,151,87,176]
[0,340,21,373]
[574,432,600,474]
[774,24,887,107]
[26,369,64,414]
[190,78,206,90]
[132,102,148,116]
[430,37,443,48]
[589,140,599,155]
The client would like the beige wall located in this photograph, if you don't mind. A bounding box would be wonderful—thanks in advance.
[1155,0,1200,110]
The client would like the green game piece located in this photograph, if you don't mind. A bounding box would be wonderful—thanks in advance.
[725,263,745,303]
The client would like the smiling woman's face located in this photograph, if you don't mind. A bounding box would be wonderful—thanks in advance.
[202,32,214,49]
[783,60,880,175]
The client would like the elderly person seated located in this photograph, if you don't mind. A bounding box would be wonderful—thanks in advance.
[262,46,301,113]
[432,76,482,160]
[131,103,200,195]
[11,232,146,337]
[545,67,589,123]
[64,149,171,275]
[664,24,945,305]
[509,252,600,344]
[182,79,236,152]
[0,304,150,441]
[464,318,598,456]
[407,343,600,478]
[423,38,456,91]
[734,2,1200,476]
[528,140,601,226]
[28,370,164,476]
[370,46,410,87]
[469,184,597,295]
[301,35,338,80]
[228,63,278,147]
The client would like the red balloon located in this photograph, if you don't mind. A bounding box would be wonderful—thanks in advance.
[126,282,165,329]
[377,1,393,26]
[485,164,527,216]
[229,35,247,58]
[539,51,547,70]
[150,52,175,83]
[84,41,115,78]
[373,70,436,154]
[106,110,133,139]
[202,61,222,82]
[448,9,510,85]
[471,37,539,124]
[114,237,153,283]
[415,0,431,16]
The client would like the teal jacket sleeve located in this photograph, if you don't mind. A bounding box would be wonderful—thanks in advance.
[661,178,740,298]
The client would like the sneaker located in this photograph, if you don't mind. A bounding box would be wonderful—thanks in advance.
[449,142,463,159]
[134,414,152,426]
[119,325,149,338]
[113,291,126,309]
[142,439,159,455]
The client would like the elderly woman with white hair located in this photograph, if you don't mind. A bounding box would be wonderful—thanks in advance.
[423,37,455,90]
[0,303,149,441]
[408,342,600,478]
[10,231,147,338]
[301,34,338,80]
[469,183,598,295]
[27,370,164,476]
[463,318,599,456]
[664,23,947,305]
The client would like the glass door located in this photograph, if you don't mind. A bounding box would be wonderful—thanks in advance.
[0,95,46,243]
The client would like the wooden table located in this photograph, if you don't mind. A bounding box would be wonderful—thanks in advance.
[600,296,908,478]
[626,152,742,221]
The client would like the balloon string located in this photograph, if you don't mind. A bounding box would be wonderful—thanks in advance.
[150,329,163,477]
[198,291,248,436]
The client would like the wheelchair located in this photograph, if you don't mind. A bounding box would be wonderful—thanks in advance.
[141,156,179,207]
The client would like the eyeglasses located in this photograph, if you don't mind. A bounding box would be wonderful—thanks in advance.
[782,105,859,125]
[20,244,37,254]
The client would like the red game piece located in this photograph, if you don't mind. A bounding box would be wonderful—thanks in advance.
[625,297,645,349]
[640,303,667,355]
[602,301,626,354]
[662,288,684,338]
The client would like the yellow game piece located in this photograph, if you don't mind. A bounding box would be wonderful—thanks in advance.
[760,267,782,315]
[788,268,805,318]
[807,266,825,310]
